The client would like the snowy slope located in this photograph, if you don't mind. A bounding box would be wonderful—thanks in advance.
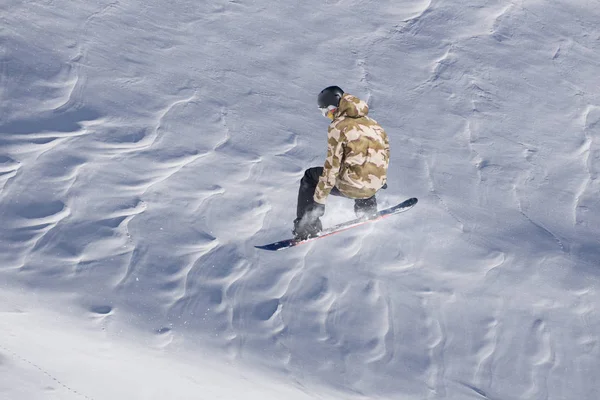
[1,0,599,399]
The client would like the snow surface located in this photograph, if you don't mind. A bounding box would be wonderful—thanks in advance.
[1,0,599,399]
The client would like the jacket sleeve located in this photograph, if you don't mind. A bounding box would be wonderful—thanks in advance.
[314,125,345,205]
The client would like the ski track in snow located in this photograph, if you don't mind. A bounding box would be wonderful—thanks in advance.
[0,341,94,400]
[1,0,600,399]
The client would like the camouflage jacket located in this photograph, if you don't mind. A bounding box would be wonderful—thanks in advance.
[314,93,390,204]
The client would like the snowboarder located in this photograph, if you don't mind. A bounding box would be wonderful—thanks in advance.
[293,86,390,240]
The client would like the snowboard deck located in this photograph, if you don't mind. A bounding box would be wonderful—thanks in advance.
[255,197,418,251]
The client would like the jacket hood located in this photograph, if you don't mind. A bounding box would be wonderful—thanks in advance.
[335,93,369,119]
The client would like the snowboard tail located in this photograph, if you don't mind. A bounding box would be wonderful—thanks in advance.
[255,197,418,251]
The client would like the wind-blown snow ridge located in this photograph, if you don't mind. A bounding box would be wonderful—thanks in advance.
[577,105,600,220]
[0,156,20,194]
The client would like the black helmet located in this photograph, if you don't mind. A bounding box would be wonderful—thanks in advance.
[317,86,344,108]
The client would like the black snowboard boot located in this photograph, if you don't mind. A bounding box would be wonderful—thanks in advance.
[354,196,378,219]
[292,217,323,241]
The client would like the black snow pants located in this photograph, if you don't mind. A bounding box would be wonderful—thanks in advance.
[296,167,378,220]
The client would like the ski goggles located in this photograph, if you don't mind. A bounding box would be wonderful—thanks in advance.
[319,105,337,120]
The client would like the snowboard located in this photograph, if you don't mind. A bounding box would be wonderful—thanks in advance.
[255,197,418,251]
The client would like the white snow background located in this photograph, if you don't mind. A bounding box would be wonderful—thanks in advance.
[1,0,599,399]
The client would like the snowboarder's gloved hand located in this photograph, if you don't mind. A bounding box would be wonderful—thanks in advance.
[306,202,325,219]
[293,203,325,240]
